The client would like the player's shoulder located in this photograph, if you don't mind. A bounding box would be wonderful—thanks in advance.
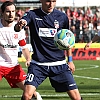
[23,8,41,17]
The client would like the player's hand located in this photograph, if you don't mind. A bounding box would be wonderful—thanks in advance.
[14,19,27,32]
[68,62,75,73]
[25,60,30,67]
[84,42,92,50]
[19,19,27,27]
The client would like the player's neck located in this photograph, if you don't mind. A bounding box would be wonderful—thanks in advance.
[1,19,13,27]
[41,8,51,15]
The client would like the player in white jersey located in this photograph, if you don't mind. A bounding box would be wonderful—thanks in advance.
[0,1,42,100]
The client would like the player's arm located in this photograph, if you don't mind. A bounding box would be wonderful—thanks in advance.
[84,34,100,50]
[22,47,31,67]
[19,39,31,67]
[14,19,27,32]
[66,48,75,73]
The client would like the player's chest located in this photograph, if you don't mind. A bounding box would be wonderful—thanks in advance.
[0,30,19,44]
[34,15,64,29]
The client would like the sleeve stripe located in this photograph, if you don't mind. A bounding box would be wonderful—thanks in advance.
[18,39,26,46]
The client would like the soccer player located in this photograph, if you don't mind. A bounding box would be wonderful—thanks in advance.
[14,0,83,100]
[0,1,42,100]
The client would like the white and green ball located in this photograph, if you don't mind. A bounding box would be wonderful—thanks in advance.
[54,29,75,50]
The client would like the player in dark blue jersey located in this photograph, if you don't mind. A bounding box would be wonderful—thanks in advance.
[15,0,83,100]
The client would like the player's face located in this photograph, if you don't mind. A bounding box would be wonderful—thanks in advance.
[2,4,15,23]
[40,0,56,13]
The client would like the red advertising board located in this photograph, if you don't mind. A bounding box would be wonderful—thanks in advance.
[72,48,100,60]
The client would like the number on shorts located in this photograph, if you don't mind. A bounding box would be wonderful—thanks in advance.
[26,73,34,82]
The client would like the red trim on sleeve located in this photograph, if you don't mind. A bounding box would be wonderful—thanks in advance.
[18,39,26,46]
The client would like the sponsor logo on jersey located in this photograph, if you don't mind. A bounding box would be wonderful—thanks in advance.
[39,28,57,37]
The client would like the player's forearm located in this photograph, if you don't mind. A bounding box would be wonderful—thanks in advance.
[22,48,31,62]
[66,48,72,56]
[66,49,73,62]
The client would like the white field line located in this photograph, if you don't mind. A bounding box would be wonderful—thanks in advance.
[74,75,100,80]
[74,64,100,80]
[76,65,99,70]
[0,93,100,98]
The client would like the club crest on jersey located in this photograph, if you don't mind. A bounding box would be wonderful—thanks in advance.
[50,29,56,36]
[54,20,59,29]
[14,34,18,39]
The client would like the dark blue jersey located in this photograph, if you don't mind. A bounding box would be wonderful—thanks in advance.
[22,8,69,63]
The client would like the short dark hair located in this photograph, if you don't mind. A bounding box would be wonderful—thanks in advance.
[1,1,16,13]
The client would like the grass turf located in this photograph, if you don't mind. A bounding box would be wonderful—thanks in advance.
[0,60,100,100]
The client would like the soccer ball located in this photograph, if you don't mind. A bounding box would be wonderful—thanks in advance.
[54,29,75,50]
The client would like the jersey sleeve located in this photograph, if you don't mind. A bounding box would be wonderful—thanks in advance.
[18,29,27,49]
[22,11,32,25]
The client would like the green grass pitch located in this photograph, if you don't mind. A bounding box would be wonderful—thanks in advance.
[0,60,100,100]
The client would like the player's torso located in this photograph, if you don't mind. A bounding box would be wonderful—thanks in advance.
[0,21,21,67]
[23,9,69,62]
[0,26,19,46]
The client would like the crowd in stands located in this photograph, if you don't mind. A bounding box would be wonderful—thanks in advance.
[60,7,100,43]
[15,6,100,43]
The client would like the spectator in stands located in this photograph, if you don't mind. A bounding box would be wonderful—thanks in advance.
[61,7,65,13]
[70,15,80,42]
[83,20,90,42]
[86,7,93,18]
[72,8,79,18]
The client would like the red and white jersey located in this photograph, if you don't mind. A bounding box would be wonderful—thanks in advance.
[0,19,27,67]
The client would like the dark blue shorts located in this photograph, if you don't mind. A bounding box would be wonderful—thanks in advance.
[25,62,78,92]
